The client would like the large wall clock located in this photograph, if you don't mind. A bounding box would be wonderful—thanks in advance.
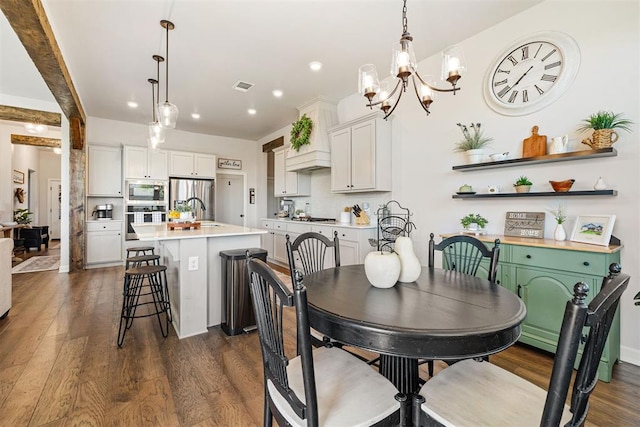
[483,31,580,116]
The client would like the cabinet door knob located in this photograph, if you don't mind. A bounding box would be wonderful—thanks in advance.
[517,284,522,297]
[342,233,346,237]
[583,261,590,266]
[526,254,532,259]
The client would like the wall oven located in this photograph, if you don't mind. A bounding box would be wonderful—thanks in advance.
[125,205,167,240]
[125,180,168,205]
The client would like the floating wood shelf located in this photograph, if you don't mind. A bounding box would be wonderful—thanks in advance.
[452,148,617,171]
[452,190,617,199]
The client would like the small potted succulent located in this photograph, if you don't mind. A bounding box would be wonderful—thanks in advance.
[454,122,493,164]
[175,202,193,221]
[578,110,633,149]
[514,175,533,193]
[460,213,488,231]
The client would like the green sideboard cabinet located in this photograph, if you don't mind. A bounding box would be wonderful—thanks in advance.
[442,234,622,382]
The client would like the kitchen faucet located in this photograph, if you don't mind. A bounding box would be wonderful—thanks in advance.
[185,197,206,215]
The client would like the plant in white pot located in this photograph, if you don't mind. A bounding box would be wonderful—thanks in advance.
[548,203,567,241]
[460,213,488,232]
[513,175,533,193]
[454,122,493,164]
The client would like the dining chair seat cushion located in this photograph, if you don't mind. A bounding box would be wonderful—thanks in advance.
[267,346,399,426]
[419,359,572,426]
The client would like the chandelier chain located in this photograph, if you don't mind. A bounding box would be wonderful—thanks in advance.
[402,0,408,34]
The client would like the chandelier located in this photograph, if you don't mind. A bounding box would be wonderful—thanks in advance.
[157,20,178,129]
[148,55,165,149]
[359,0,465,119]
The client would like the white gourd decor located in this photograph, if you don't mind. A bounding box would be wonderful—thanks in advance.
[364,251,401,288]
[395,236,421,282]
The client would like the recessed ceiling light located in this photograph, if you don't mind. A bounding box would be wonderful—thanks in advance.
[272,89,283,98]
[248,109,257,115]
[309,61,323,71]
[127,101,138,108]
[191,113,201,119]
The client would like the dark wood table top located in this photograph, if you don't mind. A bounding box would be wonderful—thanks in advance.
[304,265,527,360]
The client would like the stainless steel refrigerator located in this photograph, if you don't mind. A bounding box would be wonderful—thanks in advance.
[169,177,215,221]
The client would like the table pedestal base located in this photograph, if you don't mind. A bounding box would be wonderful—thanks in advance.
[380,354,419,395]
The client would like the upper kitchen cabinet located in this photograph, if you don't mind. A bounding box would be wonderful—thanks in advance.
[329,112,392,193]
[169,151,217,178]
[88,145,122,196]
[123,146,168,180]
[274,146,310,197]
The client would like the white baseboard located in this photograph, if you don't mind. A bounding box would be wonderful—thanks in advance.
[620,345,640,367]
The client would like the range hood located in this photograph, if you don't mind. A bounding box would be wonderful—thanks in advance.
[286,98,338,172]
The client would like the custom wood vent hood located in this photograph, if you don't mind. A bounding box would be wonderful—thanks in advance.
[286,97,338,172]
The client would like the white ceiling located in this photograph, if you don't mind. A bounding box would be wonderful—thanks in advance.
[1,0,542,141]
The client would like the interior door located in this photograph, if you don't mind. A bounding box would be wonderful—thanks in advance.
[216,173,244,226]
[48,179,62,239]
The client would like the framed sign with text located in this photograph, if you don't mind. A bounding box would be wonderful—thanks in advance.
[218,158,242,170]
[504,211,545,239]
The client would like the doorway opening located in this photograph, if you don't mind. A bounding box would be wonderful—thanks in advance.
[216,172,246,226]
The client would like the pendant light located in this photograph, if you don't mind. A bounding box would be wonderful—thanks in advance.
[148,55,165,148]
[157,20,178,129]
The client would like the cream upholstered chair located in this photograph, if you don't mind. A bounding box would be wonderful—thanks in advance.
[247,258,403,427]
[0,238,13,319]
[412,263,629,427]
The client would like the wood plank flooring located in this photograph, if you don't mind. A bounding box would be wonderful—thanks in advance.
[1,263,639,426]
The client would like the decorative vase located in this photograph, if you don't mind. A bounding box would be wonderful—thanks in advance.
[514,185,531,193]
[364,251,401,288]
[554,223,566,241]
[394,236,421,283]
[593,177,607,190]
[465,149,484,164]
[582,129,619,149]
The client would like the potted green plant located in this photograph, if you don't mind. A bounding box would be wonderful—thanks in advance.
[454,122,493,164]
[460,213,488,231]
[13,208,32,225]
[578,110,633,149]
[548,204,567,241]
[514,175,533,193]
[290,114,313,151]
[175,202,193,221]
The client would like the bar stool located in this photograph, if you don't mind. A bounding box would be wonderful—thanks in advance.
[117,263,172,347]
[125,254,160,269]
[126,246,155,258]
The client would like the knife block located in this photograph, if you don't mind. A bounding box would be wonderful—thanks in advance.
[355,212,370,225]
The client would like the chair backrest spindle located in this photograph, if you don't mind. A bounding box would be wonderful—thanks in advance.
[429,233,500,283]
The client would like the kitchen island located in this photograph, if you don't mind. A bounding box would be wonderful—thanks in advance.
[132,222,266,339]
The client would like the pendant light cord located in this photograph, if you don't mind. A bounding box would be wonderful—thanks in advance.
[165,24,169,103]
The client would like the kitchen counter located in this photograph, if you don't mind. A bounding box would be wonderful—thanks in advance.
[262,218,377,229]
[132,221,266,339]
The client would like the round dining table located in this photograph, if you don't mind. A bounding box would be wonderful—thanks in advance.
[303,264,527,394]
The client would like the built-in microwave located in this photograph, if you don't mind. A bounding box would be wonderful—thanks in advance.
[125,180,168,205]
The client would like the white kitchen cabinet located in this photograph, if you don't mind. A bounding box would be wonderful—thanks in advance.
[88,145,122,196]
[86,221,122,265]
[329,113,392,193]
[123,146,168,180]
[169,151,217,178]
[261,219,291,264]
[311,224,376,266]
[274,147,310,197]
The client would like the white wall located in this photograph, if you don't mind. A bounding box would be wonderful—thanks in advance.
[86,116,261,226]
[336,1,639,364]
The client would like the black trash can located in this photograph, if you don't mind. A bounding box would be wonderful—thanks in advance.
[219,248,268,336]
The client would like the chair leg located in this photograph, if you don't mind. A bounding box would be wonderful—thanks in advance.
[413,394,425,427]
[428,360,434,377]
[264,388,273,427]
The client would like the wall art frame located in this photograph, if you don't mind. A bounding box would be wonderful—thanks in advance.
[570,214,616,246]
[13,169,24,184]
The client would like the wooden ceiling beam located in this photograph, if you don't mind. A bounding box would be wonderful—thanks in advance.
[0,105,61,127]
[11,134,60,148]
[0,0,86,128]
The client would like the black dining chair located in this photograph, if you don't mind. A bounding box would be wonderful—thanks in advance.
[422,233,501,377]
[413,263,630,427]
[286,231,340,348]
[246,258,404,427]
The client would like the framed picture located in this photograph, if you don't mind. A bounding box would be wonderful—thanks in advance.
[570,215,616,246]
[12,170,24,184]
[218,158,242,170]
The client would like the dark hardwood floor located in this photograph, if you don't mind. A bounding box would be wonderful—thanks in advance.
[1,263,639,426]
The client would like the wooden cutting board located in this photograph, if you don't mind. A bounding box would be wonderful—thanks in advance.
[167,222,201,230]
[522,125,547,158]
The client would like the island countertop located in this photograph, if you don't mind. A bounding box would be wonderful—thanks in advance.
[133,221,267,241]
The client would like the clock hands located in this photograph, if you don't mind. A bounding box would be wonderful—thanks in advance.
[499,65,534,98]
[513,65,534,87]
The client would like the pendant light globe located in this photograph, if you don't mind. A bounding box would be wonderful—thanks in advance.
[157,19,178,129]
[148,77,165,145]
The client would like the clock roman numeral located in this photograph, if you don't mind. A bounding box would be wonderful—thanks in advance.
[541,74,557,82]
[541,48,557,62]
[544,61,562,70]
[534,44,543,58]
[521,46,529,60]
[508,90,519,103]
[507,55,518,66]
[494,79,508,87]
[522,90,529,103]
[535,84,545,95]
[497,85,512,98]
[497,69,510,74]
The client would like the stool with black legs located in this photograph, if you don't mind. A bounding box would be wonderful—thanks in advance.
[117,257,172,347]
[126,246,156,258]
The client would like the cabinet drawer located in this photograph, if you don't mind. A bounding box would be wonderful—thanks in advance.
[332,227,358,242]
[262,220,273,229]
[286,222,311,235]
[511,245,605,276]
[311,225,333,237]
[273,221,286,231]
[87,221,122,232]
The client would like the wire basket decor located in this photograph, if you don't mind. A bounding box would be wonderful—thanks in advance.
[375,200,416,252]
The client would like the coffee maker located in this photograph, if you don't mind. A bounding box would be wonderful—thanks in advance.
[92,204,113,220]
[279,199,294,218]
